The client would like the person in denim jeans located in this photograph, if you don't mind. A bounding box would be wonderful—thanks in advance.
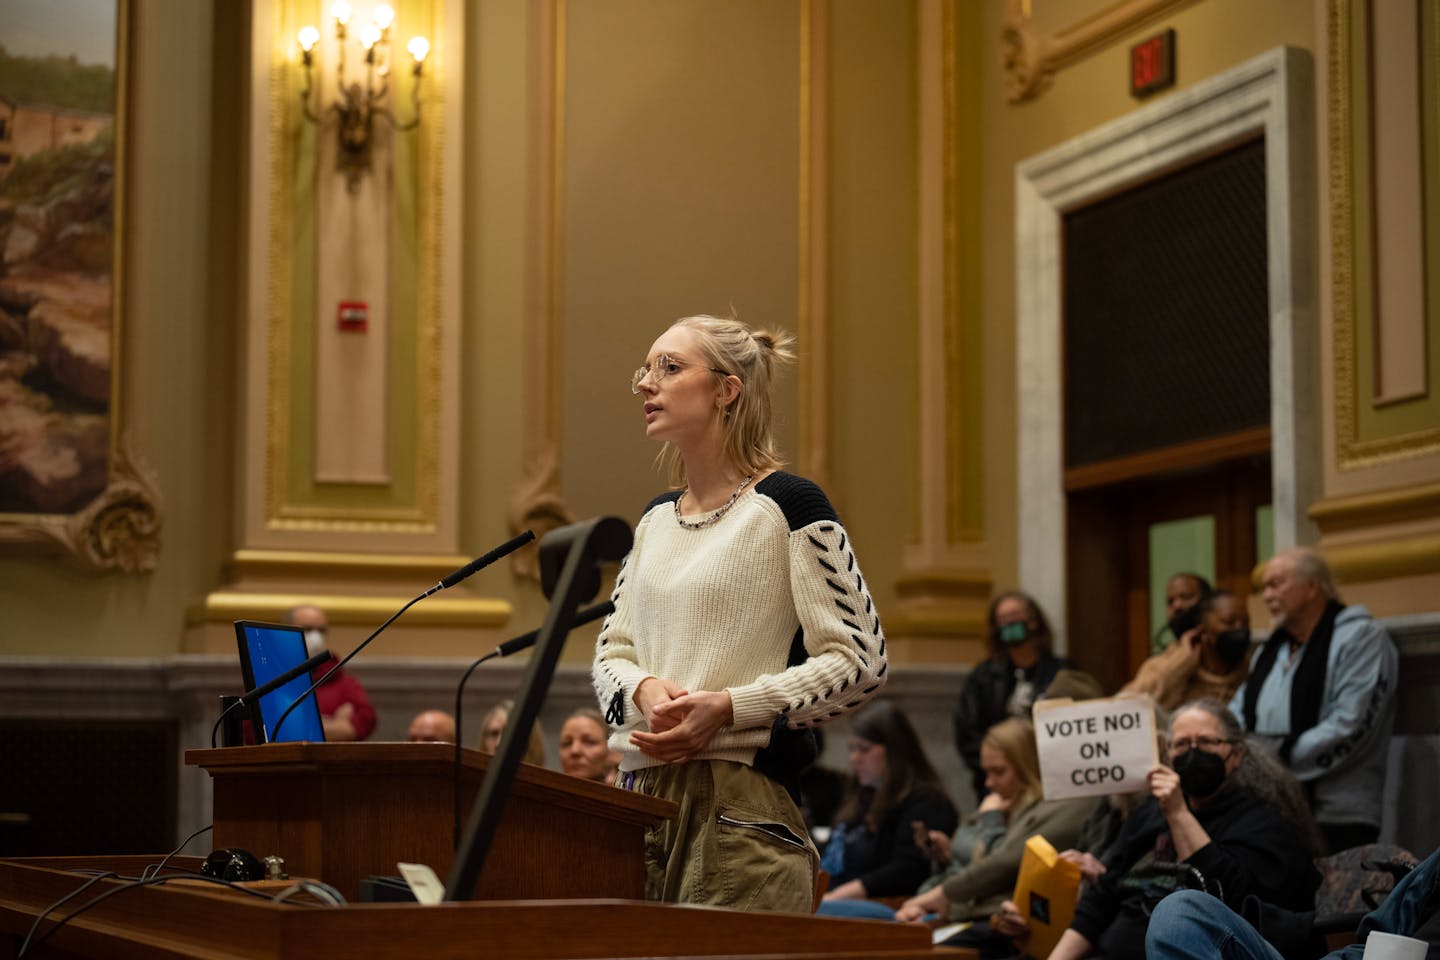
[1145,846,1440,960]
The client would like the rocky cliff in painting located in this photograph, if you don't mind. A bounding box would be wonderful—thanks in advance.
[0,129,113,514]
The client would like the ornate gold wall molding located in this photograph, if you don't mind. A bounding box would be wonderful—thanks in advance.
[508,0,573,580]
[1329,0,1440,469]
[889,0,991,649]
[798,0,831,487]
[189,591,510,628]
[1309,482,1440,534]
[1000,0,1197,103]
[255,0,455,538]
[227,548,475,580]
[1324,535,1440,584]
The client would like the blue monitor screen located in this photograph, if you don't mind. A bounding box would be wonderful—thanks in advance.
[236,622,326,744]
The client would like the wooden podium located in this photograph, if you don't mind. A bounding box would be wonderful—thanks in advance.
[184,742,672,902]
[0,856,946,959]
[0,743,950,958]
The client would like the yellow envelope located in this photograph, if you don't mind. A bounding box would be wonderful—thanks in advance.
[1011,834,1083,959]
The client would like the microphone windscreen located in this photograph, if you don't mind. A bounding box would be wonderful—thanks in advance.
[440,530,536,589]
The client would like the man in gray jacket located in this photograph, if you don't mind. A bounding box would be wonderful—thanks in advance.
[1228,547,1397,854]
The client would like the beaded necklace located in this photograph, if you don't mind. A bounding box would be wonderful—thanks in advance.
[674,474,755,530]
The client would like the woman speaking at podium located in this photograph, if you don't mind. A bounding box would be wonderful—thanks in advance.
[592,314,888,912]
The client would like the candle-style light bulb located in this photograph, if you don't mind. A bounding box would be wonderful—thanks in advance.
[331,1,353,26]
[360,22,382,50]
[407,35,430,64]
[297,25,320,53]
[372,4,395,31]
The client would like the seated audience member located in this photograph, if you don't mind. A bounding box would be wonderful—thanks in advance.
[559,708,617,783]
[1065,695,1173,886]
[818,701,958,907]
[1034,699,1320,960]
[479,699,547,767]
[1123,589,1252,710]
[1153,573,1214,654]
[1228,547,1398,854]
[1145,845,1440,960]
[407,709,456,743]
[287,604,376,741]
[955,591,1076,799]
[985,695,1173,951]
[893,719,1092,955]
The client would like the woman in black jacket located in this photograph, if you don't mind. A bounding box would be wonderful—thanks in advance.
[819,701,958,904]
[954,591,1075,799]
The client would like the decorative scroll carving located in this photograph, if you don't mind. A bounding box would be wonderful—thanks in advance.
[1000,11,1053,102]
[508,444,575,582]
[5,435,164,573]
[1000,0,1195,104]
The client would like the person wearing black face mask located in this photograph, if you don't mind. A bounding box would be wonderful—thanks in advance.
[1123,590,1253,711]
[1044,699,1321,960]
[1153,573,1214,655]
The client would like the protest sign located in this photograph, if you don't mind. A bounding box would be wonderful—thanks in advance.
[1033,696,1158,801]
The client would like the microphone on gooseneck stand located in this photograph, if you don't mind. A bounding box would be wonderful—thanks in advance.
[421,532,540,599]
[450,599,615,845]
[269,530,536,742]
[210,652,330,748]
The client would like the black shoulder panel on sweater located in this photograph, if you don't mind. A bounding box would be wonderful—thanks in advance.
[756,472,840,531]
[642,490,683,517]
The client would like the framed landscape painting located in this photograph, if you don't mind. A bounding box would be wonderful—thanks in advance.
[0,0,158,571]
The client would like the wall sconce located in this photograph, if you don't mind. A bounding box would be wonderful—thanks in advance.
[297,2,429,193]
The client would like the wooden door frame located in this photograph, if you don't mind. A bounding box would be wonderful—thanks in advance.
[1015,47,1318,653]
[1065,452,1271,690]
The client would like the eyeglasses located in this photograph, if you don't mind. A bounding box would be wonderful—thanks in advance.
[631,354,727,394]
[1169,736,1235,755]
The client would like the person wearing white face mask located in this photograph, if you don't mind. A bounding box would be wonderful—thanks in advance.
[286,604,377,741]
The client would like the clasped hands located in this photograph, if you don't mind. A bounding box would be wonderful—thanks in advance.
[629,676,733,762]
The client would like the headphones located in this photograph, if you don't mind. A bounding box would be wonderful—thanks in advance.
[201,847,266,882]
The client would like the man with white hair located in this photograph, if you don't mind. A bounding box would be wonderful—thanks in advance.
[1228,547,1397,854]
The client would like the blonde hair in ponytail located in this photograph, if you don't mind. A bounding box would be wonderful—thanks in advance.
[656,314,796,487]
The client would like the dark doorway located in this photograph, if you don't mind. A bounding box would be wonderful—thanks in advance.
[1059,136,1272,691]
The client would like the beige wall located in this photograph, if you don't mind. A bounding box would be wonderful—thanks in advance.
[978,0,1319,600]
[4,0,1436,666]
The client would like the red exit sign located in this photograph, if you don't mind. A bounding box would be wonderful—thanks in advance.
[1130,29,1175,99]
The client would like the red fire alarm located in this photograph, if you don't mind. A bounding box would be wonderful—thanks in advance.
[1130,29,1175,99]
[337,300,368,332]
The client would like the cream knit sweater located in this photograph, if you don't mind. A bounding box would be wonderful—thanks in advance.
[593,472,887,772]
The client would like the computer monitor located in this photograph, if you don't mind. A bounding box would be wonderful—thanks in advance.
[233,620,326,744]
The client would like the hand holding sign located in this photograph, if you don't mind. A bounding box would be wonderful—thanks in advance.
[1034,697,1159,801]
